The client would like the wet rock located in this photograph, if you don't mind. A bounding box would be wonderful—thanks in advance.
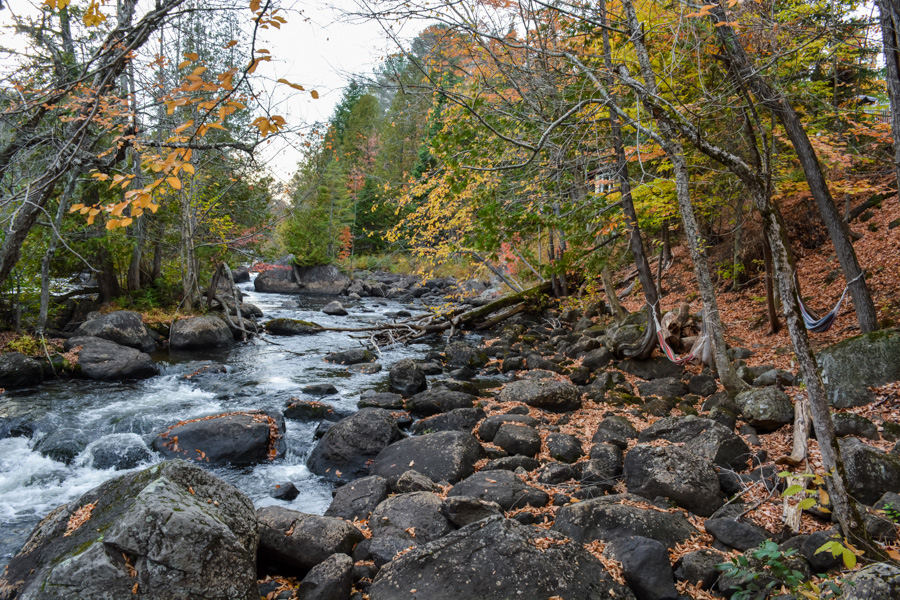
[358,392,404,409]
[257,506,364,573]
[284,399,349,422]
[371,431,485,486]
[325,348,375,365]
[388,359,427,397]
[444,341,488,369]
[841,562,900,600]
[410,407,484,435]
[368,517,635,600]
[64,337,157,380]
[153,410,286,467]
[255,268,301,293]
[833,412,879,440]
[546,432,583,463]
[607,536,678,600]
[80,433,153,470]
[624,445,725,517]
[170,316,234,350]
[325,476,389,521]
[818,330,900,408]
[369,492,453,543]
[406,389,477,415]
[493,423,541,457]
[322,301,348,316]
[33,428,88,464]
[264,318,323,336]
[73,310,156,352]
[552,494,698,548]
[303,383,339,396]
[0,461,258,600]
[232,267,251,283]
[296,553,353,600]
[499,379,581,412]
[307,409,401,483]
[447,470,549,510]
[348,363,382,374]
[0,352,44,388]
[735,387,793,432]
[270,482,300,501]
[838,437,900,505]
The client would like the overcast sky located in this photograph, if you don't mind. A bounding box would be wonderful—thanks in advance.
[0,0,405,184]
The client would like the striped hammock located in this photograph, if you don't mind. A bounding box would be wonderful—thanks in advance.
[797,272,864,334]
[650,305,707,365]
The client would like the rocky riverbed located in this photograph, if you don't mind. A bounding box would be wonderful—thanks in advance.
[2,270,900,599]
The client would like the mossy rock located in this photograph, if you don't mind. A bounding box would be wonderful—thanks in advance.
[263,318,323,336]
[818,329,900,408]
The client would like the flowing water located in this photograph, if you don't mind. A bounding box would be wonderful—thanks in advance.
[0,276,445,568]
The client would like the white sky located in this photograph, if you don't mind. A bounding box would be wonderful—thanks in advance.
[0,0,406,184]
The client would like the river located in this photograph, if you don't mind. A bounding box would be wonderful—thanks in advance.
[0,276,445,568]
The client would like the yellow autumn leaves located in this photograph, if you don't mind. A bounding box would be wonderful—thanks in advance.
[43,0,105,27]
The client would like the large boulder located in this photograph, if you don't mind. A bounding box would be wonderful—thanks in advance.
[64,336,157,380]
[838,437,900,505]
[624,445,725,517]
[735,387,793,432]
[552,494,698,548]
[307,409,401,482]
[264,318,322,336]
[153,410,286,466]
[170,316,234,350]
[477,414,539,442]
[0,352,44,388]
[499,379,582,412]
[256,506,364,573]
[369,492,453,543]
[73,310,156,352]
[406,389,477,415]
[411,407,485,435]
[368,517,635,600]
[841,562,900,600]
[0,461,258,600]
[493,424,541,457]
[294,265,350,295]
[819,330,900,408]
[296,553,353,600]
[639,415,751,471]
[371,431,486,486]
[447,470,549,510]
[254,267,301,293]
[388,359,427,397]
[607,536,679,600]
[324,476,389,521]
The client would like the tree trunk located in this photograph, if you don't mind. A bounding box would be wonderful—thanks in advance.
[96,245,122,304]
[762,230,780,334]
[878,0,900,200]
[38,175,79,333]
[601,264,626,322]
[711,3,878,333]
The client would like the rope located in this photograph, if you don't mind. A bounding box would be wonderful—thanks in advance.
[649,302,704,365]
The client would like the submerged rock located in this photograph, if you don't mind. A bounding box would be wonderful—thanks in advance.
[0,461,258,600]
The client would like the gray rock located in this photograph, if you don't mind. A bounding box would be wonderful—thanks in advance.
[80,433,153,470]
[477,414,539,441]
[358,392,404,409]
[371,431,485,486]
[448,469,549,510]
[284,399,348,422]
[752,368,796,387]
[619,357,683,380]
[674,548,725,589]
[704,518,767,551]
[388,359,427,397]
[303,383,339,396]
[74,310,156,352]
[552,494,698,548]
[395,470,440,493]
[483,456,540,472]
[536,462,580,484]
[324,348,374,365]
[840,562,900,600]
[582,348,613,371]
[264,318,323,336]
[325,476,389,521]
[688,373,718,396]
[296,553,353,600]
[153,410,285,466]
[819,330,900,408]
[624,445,725,516]
[444,341,488,369]
[736,387,794,432]
[592,416,638,449]
[0,461,258,600]
[255,268,301,293]
[257,506,364,572]
[546,432,583,463]
[0,352,44,388]
[499,379,581,412]
[639,416,751,471]
[64,337,157,380]
[368,517,635,600]
[170,316,234,350]
[406,389,476,415]
[369,492,452,543]
[411,407,485,435]
[270,482,300,501]
[307,409,402,482]
[322,301,348,316]
[493,423,541,457]
[439,496,503,527]
[833,412,879,440]
[637,377,688,399]
[607,536,678,600]
[294,265,351,295]
[838,437,900,505]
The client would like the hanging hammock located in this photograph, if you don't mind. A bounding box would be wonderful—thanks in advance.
[649,303,710,366]
[796,272,864,334]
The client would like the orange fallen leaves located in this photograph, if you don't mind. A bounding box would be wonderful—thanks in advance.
[64,502,97,537]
